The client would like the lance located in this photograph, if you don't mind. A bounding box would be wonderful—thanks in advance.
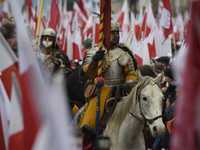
[34,0,44,54]
[95,0,111,149]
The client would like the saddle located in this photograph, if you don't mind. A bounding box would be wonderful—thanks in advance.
[73,88,122,133]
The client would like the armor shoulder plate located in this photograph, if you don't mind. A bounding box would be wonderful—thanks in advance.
[83,47,99,66]
[118,51,130,66]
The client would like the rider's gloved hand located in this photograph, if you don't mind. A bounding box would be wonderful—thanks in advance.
[92,50,105,62]
[120,82,132,93]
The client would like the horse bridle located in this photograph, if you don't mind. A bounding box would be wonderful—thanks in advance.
[129,79,162,126]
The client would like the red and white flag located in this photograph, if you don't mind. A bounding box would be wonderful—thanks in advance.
[9,74,23,150]
[118,0,130,41]
[157,1,163,29]
[134,38,150,65]
[162,38,172,56]
[0,79,11,150]
[171,1,200,150]
[160,0,173,38]
[10,0,72,149]
[73,2,87,32]
[72,27,82,60]
[92,3,100,46]
[135,7,143,41]
[82,15,93,41]
[78,0,88,19]
[173,14,184,41]
[130,34,138,54]
[141,0,156,38]
[2,1,10,18]
[49,0,60,32]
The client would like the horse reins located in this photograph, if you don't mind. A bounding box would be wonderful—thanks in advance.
[129,79,162,125]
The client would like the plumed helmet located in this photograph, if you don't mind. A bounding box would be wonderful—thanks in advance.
[41,28,56,38]
[111,20,120,32]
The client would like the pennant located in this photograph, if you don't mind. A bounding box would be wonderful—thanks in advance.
[100,0,111,51]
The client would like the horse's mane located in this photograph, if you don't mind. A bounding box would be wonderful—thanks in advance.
[108,82,141,129]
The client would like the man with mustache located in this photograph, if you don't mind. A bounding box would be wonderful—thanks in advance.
[0,21,18,56]
[77,20,138,148]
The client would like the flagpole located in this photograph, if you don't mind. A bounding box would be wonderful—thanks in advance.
[94,11,104,149]
[34,0,44,53]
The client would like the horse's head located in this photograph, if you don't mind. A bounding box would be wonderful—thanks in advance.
[136,70,165,138]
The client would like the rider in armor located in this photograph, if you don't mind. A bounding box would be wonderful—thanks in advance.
[78,20,138,147]
[36,28,72,81]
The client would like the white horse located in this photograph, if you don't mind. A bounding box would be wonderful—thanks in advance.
[103,70,165,150]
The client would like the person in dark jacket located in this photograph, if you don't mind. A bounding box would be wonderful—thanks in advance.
[159,66,176,150]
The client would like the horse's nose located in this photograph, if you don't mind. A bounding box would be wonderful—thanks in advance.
[153,126,158,133]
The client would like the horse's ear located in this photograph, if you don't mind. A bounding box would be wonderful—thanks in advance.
[155,71,164,84]
[136,69,145,83]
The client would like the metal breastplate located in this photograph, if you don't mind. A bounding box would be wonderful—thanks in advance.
[37,51,56,79]
[102,47,124,87]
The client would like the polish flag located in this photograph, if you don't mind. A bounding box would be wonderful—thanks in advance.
[82,15,93,41]
[147,25,156,59]
[173,14,184,41]
[72,27,82,60]
[141,0,156,38]
[135,7,143,41]
[25,0,34,23]
[93,3,100,46]
[130,34,138,54]
[135,38,150,65]
[10,1,73,149]
[66,26,73,60]
[172,1,200,149]
[124,29,134,48]
[49,0,60,32]
[158,1,164,29]
[78,0,88,19]
[118,0,130,41]
[0,33,19,100]
[160,0,173,38]
[73,2,87,32]
[0,79,11,150]
[2,1,10,18]
[59,16,69,52]
[9,74,24,150]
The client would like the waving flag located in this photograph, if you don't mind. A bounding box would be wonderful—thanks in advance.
[49,0,60,32]
[142,0,156,38]
[160,0,173,38]
[9,74,23,150]
[172,1,200,150]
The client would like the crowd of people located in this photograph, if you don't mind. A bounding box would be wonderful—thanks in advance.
[0,16,180,150]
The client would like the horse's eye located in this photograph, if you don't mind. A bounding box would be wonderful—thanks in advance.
[142,97,147,101]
